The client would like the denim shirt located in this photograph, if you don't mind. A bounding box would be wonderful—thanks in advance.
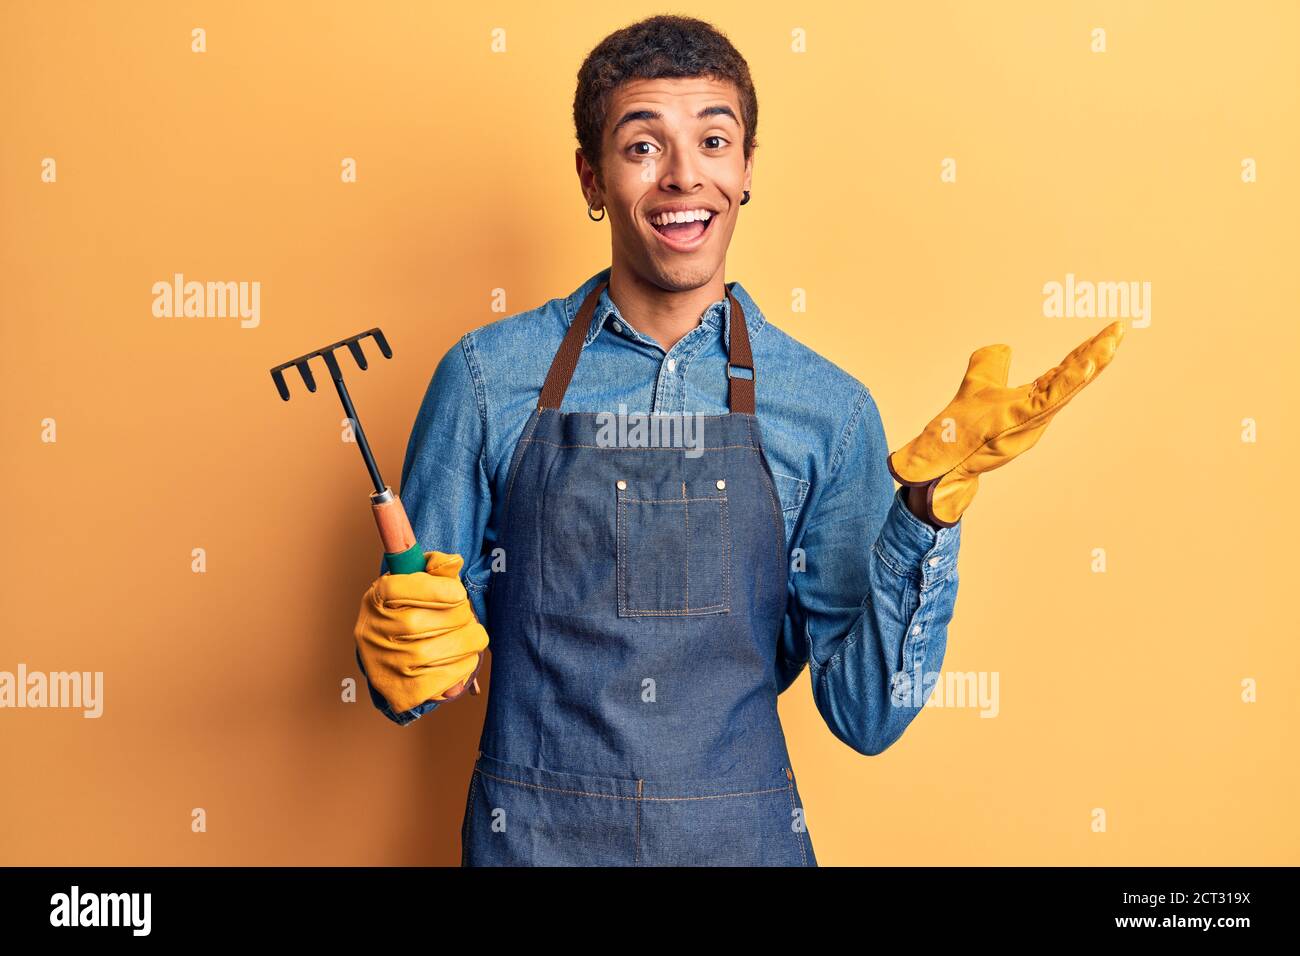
[361,266,962,755]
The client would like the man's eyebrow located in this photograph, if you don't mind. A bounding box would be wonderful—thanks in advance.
[610,104,740,136]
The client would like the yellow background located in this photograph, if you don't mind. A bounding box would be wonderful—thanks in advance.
[1,1,1296,865]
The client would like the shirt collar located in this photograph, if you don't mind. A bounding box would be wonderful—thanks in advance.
[563,266,766,353]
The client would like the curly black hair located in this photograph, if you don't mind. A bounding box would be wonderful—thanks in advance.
[573,15,758,184]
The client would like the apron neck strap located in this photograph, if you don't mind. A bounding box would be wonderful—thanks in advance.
[537,279,756,414]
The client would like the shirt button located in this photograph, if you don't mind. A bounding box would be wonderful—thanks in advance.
[666,358,677,372]
[716,479,726,490]
[928,557,940,567]
[612,320,623,333]
[616,480,627,490]
[911,625,921,636]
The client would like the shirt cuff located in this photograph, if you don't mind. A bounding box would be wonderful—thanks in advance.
[874,486,962,589]
[355,647,440,726]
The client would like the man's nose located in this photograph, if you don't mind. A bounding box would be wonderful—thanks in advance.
[658,143,704,191]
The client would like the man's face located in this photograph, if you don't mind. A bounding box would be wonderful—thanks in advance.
[580,76,752,292]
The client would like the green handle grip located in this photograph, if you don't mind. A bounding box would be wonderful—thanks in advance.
[383,543,426,575]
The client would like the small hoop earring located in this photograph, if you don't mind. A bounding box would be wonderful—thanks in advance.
[587,201,606,222]
[740,190,751,206]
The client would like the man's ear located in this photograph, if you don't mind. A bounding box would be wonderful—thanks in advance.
[575,147,602,204]
[742,150,754,194]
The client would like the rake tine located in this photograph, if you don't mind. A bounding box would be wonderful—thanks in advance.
[368,328,393,359]
[322,349,345,381]
[272,368,291,401]
[346,339,369,370]
[296,360,317,393]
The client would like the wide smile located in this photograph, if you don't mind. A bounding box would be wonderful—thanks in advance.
[647,210,718,253]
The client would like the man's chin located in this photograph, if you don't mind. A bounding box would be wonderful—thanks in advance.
[643,256,723,293]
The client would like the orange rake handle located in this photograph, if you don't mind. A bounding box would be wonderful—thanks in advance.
[371,487,481,697]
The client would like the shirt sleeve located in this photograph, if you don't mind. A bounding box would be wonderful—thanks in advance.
[359,332,494,726]
[776,386,962,755]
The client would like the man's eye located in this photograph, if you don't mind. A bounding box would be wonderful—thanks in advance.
[629,141,659,156]
[704,136,728,150]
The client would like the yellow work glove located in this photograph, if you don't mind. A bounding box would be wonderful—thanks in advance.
[354,550,488,713]
[887,321,1126,527]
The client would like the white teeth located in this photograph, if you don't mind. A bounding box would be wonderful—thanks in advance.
[650,209,712,226]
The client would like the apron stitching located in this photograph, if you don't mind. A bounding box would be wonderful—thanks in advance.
[474,768,790,801]
[535,433,564,767]
[635,779,643,866]
[618,605,729,617]
[683,482,690,611]
[746,416,787,567]
[755,448,787,570]
[722,492,732,610]
[786,778,808,866]
[523,439,757,452]
[616,487,625,614]
[621,496,722,503]
[640,787,789,802]
[461,769,480,867]
[474,769,636,800]
[502,410,543,520]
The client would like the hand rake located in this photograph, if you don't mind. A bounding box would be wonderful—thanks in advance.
[270,328,482,696]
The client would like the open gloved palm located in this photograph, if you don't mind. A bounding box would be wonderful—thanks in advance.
[354,550,488,712]
[887,321,1125,527]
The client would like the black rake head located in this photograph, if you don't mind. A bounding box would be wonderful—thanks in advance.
[270,328,392,401]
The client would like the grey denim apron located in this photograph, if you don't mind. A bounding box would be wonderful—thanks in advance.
[462,279,817,866]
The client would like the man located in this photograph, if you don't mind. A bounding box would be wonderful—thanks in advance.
[353,15,1122,866]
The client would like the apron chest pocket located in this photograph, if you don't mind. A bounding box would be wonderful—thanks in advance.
[616,478,731,617]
